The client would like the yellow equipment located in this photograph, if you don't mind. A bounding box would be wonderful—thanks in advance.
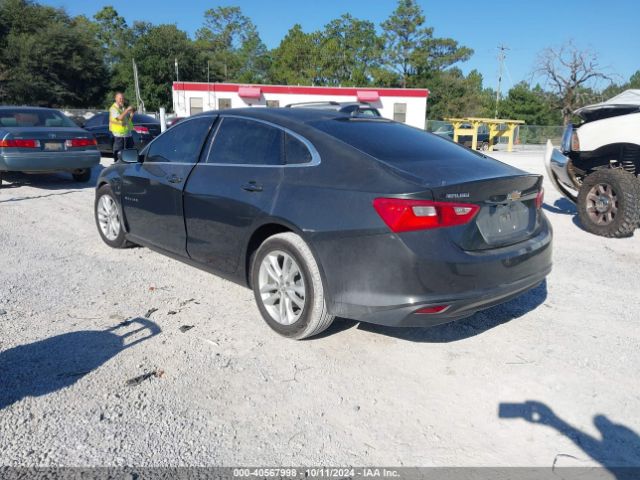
[445,117,525,152]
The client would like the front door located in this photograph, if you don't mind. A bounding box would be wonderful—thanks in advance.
[121,116,216,254]
[184,116,285,274]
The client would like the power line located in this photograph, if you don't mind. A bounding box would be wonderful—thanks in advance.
[495,44,509,118]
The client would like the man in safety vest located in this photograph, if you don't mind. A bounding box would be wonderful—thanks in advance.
[109,92,135,161]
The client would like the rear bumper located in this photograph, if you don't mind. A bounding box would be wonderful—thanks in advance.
[348,268,549,327]
[314,217,553,327]
[543,140,578,202]
[0,151,100,172]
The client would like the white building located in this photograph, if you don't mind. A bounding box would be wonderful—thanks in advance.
[172,82,429,129]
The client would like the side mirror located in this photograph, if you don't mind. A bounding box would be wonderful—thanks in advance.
[121,148,141,164]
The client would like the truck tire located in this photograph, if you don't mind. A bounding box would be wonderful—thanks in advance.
[251,232,335,340]
[576,169,640,238]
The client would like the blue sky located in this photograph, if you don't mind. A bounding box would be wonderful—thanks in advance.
[43,0,639,91]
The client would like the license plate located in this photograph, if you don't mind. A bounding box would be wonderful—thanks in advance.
[44,142,63,151]
[476,202,532,245]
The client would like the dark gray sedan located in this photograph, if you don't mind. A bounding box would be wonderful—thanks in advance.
[0,106,100,186]
[95,108,552,339]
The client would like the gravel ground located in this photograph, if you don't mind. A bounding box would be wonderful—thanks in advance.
[0,151,639,468]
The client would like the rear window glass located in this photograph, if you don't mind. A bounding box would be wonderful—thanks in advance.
[310,119,475,163]
[132,114,158,123]
[0,109,77,128]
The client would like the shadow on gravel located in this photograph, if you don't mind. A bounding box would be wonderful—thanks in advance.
[0,317,160,410]
[0,164,104,191]
[499,400,640,478]
[355,280,547,343]
[542,198,577,216]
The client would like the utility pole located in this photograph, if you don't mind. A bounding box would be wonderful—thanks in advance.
[495,44,509,119]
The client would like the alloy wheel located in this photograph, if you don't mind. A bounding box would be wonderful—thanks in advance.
[258,250,306,325]
[97,194,121,241]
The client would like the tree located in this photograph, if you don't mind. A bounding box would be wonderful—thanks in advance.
[93,6,131,69]
[534,41,612,125]
[0,0,107,107]
[111,24,201,111]
[426,69,493,119]
[317,14,382,86]
[498,82,562,125]
[269,25,321,85]
[196,6,270,82]
[381,0,472,87]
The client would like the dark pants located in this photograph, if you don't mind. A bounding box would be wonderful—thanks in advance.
[112,136,134,162]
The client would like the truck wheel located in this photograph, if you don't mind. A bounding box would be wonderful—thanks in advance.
[576,169,640,238]
[251,232,335,340]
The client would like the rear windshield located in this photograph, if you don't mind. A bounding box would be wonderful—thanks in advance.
[0,109,77,128]
[133,114,158,123]
[310,118,474,163]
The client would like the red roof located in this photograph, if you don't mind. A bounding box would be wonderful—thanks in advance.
[173,82,429,98]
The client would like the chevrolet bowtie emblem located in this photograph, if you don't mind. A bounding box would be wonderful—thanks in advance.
[507,190,522,201]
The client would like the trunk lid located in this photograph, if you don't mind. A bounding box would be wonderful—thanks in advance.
[2,127,96,152]
[388,157,543,250]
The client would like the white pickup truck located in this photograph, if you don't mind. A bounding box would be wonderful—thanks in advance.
[544,89,640,237]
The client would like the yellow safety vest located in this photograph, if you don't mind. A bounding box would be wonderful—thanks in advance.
[109,103,134,136]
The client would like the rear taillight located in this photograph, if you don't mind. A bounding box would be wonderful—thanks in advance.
[373,198,480,232]
[134,126,149,134]
[65,138,97,148]
[535,188,544,210]
[0,139,40,148]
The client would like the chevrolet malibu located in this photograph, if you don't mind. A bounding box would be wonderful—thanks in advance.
[94,108,552,339]
[0,106,100,186]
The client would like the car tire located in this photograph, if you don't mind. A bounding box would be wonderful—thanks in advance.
[480,142,489,151]
[251,232,335,340]
[72,168,91,182]
[576,169,640,238]
[94,184,132,248]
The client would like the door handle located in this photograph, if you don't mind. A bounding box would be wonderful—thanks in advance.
[242,182,263,192]
[168,174,183,184]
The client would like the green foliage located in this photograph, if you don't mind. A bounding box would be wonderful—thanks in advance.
[195,6,270,83]
[426,69,493,119]
[381,0,472,87]
[0,0,107,107]
[317,14,382,86]
[111,24,201,111]
[269,25,320,85]
[498,82,562,125]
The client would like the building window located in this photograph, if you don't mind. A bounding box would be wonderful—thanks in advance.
[190,97,203,115]
[393,103,407,123]
[218,98,231,110]
[266,100,280,108]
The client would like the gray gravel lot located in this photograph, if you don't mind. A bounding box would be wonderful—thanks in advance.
[0,151,639,468]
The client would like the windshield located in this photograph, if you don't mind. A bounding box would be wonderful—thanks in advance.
[0,109,78,128]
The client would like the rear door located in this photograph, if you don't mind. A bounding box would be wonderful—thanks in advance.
[121,116,215,254]
[184,116,285,274]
